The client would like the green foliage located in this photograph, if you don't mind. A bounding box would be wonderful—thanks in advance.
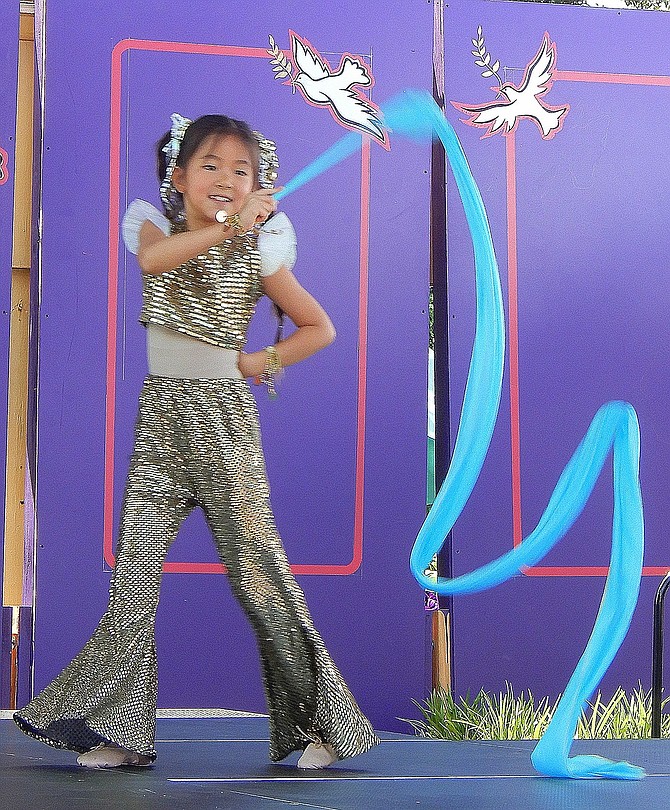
[625,0,670,10]
[506,0,584,4]
[404,684,670,740]
[501,1,670,14]
[575,685,665,739]
[428,287,434,351]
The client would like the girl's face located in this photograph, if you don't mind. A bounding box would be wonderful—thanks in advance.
[172,133,256,229]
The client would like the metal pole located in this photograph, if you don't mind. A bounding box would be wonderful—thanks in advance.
[651,572,670,738]
[9,606,20,709]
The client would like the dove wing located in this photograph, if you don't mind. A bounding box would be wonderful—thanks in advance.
[335,56,372,89]
[470,106,511,133]
[519,37,555,96]
[456,100,515,134]
[292,35,329,81]
[326,86,385,141]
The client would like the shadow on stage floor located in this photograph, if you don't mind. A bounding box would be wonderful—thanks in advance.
[3,716,670,809]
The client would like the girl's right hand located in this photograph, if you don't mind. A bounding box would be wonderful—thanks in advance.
[237,187,282,232]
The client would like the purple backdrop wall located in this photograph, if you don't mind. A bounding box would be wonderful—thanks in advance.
[445,0,670,699]
[0,6,18,708]
[33,2,432,731]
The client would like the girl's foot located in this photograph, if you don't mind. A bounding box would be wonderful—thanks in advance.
[76,743,153,769]
[297,742,338,769]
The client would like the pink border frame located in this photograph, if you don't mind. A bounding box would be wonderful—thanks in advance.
[507,69,670,578]
[104,39,371,576]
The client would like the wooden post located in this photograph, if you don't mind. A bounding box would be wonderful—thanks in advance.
[3,12,33,610]
[3,11,34,709]
[432,609,451,692]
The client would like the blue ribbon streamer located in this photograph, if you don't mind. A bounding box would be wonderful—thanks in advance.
[278,90,645,780]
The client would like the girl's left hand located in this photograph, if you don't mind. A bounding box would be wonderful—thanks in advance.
[238,351,266,379]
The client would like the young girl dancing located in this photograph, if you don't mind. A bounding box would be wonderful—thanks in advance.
[14,113,379,769]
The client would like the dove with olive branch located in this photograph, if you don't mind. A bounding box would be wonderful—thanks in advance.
[452,30,569,140]
[268,31,388,148]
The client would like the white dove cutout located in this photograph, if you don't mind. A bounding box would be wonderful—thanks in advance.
[453,34,569,140]
[288,31,388,148]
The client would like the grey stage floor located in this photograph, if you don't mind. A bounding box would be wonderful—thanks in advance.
[3,716,670,809]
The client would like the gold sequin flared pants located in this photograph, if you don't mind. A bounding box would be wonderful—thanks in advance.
[14,376,380,762]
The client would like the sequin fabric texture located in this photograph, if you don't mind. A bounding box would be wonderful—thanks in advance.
[14,225,380,763]
[139,228,263,350]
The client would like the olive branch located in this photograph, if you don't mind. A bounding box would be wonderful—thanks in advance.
[471,25,503,88]
[268,35,296,92]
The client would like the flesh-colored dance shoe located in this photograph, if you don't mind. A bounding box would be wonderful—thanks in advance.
[297,741,339,769]
[76,743,153,769]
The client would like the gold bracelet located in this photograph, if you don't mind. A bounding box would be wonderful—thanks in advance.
[257,345,283,398]
[214,210,246,235]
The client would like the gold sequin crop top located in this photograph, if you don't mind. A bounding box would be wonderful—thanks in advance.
[121,200,297,351]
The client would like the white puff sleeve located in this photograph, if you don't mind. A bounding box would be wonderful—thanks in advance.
[257,211,297,277]
[121,199,171,255]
